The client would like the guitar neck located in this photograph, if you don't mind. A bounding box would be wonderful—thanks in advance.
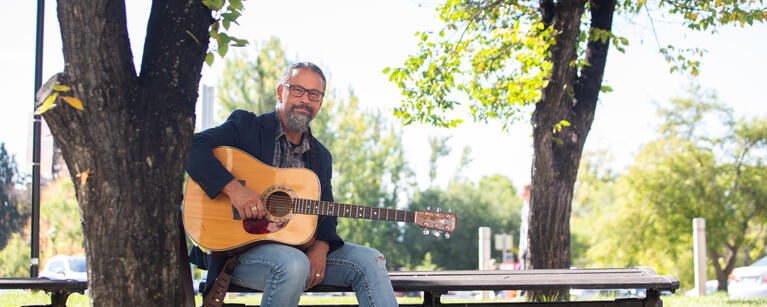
[293,198,416,223]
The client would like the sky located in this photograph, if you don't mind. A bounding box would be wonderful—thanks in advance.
[2,0,766,193]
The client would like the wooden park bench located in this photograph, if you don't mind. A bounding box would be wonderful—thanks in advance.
[205,266,679,307]
[0,267,677,307]
[0,277,87,307]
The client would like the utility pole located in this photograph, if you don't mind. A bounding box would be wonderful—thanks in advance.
[30,0,46,277]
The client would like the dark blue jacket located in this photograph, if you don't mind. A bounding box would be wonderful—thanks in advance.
[184,110,343,295]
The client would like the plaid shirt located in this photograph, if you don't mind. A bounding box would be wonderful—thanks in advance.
[273,111,311,168]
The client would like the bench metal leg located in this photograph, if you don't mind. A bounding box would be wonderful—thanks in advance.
[423,291,446,307]
[644,289,661,307]
[50,290,72,307]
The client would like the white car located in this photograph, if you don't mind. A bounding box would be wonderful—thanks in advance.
[685,280,719,296]
[39,254,87,282]
[728,255,767,298]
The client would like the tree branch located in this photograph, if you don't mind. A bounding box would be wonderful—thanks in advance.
[57,0,137,89]
[573,0,616,133]
[539,0,555,27]
[139,0,212,107]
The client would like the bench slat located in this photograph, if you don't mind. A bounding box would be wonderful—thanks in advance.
[226,267,679,294]
[0,278,87,292]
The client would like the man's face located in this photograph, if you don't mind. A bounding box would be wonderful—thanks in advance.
[277,68,324,134]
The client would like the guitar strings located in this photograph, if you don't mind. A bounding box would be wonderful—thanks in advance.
[261,194,412,218]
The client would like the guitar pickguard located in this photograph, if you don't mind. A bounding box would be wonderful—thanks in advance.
[243,218,288,234]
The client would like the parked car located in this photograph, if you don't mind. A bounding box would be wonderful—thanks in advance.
[728,255,767,298]
[685,280,719,296]
[39,254,87,282]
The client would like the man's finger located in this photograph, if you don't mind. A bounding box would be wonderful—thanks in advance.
[248,204,258,219]
[256,200,265,218]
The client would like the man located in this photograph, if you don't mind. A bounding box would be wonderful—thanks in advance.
[186,62,397,307]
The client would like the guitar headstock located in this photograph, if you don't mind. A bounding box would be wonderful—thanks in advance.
[415,210,457,233]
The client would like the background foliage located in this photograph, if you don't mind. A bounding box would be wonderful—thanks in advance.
[0,176,83,277]
[0,142,27,252]
[571,84,767,290]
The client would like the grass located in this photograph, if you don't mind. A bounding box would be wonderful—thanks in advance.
[2,290,767,306]
[0,291,422,306]
[663,291,767,307]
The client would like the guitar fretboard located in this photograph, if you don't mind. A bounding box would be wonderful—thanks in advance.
[293,198,416,223]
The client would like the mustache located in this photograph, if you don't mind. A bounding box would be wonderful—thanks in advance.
[289,104,314,115]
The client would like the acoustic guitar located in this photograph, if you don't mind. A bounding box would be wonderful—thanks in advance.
[183,146,457,256]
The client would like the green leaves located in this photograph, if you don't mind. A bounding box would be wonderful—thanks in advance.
[228,0,243,11]
[386,1,550,130]
[587,28,629,53]
[660,45,706,76]
[202,0,225,11]
[662,0,767,31]
[203,0,249,66]
[216,37,288,120]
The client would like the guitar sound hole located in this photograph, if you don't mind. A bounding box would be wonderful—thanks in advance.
[266,191,292,217]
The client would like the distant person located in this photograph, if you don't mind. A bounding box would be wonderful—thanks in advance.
[518,184,530,270]
[185,62,397,307]
[509,253,519,270]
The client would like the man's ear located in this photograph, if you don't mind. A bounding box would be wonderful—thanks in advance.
[276,84,284,102]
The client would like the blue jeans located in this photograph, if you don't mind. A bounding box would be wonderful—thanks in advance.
[231,242,398,307]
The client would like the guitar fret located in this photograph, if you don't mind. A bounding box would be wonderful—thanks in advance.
[291,198,422,224]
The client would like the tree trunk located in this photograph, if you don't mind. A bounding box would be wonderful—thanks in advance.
[527,0,615,301]
[710,244,739,291]
[41,0,210,305]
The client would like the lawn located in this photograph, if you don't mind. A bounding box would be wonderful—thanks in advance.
[2,290,767,306]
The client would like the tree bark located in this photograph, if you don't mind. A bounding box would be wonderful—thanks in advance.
[42,0,210,305]
[527,0,615,301]
[710,241,740,291]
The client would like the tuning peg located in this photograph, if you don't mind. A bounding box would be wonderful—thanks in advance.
[444,233,450,239]
[432,231,441,238]
[423,229,430,235]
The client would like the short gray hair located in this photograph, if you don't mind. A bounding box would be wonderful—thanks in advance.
[279,62,327,91]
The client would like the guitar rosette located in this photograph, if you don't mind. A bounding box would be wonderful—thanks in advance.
[260,185,297,223]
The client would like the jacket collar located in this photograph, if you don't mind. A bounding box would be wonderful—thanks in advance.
[259,110,277,163]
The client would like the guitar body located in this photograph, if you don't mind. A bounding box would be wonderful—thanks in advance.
[183,147,320,255]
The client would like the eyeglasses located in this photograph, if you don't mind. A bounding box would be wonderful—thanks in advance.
[282,83,325,103]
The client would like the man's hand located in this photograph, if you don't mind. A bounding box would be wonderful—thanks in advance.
[305,240,329,290]
[222,179,265,220]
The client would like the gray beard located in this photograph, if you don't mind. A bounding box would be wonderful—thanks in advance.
[286,110,311,134]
